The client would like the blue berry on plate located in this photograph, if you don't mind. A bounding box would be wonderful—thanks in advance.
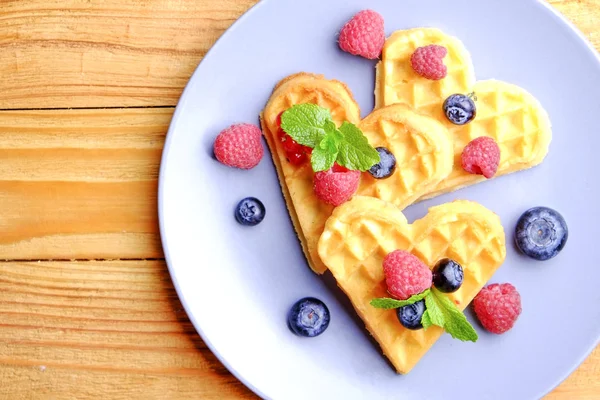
[368,147,397,179]
[288,297,330,337]
[432,258,464,293]
[515,207,568,261]
[234,197,265,226]
[443,93,476,125]
[396,299,426,330]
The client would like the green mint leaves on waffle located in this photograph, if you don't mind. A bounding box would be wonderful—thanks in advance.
[370,289,430,309]
[280,104,380,172]
[421,289,478,342]
[371,287,478,342]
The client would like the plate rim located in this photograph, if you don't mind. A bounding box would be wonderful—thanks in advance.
[158,1,271,398]
[157,1,600,398]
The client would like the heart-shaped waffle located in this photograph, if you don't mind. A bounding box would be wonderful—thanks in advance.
[261,73,453,273]
[318,196,506,373]
[376,28,552,199]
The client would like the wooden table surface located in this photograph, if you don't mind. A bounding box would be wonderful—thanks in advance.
[0,0,598,398]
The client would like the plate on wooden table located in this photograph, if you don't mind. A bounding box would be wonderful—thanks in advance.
[158,0,600,398]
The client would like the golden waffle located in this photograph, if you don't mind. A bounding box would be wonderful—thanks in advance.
[261,73,454,274]
[318,196,506,373]
[376,28,552,200]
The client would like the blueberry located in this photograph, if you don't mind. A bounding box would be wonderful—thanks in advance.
[515,207,568,261]
[287,297,330,337]
[396,299,426,330]
[368,147,397,179]
[432,258,464,293]
[443,93,476,125]
[234,197,265,226]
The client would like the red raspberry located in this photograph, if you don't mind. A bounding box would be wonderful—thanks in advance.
[313,164,360,206]
[461,136,501,179]
[383,250,432,300]
[473,283,522,334]
[213,123,264,169]
[410,45,448,80]
[338,10,385,60]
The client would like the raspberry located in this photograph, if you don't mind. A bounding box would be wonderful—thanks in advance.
[213,123,264,169]
[313,164,360,206]
[338,10,385,60]
[410,45,448,80]
[473,283,522,334]
[461,136,501,179]
[383,250,432,300]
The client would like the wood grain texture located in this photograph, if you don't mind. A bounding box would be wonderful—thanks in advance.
[0,260,254,399]
[0,0,258,109]
[0,0,598,398]
[0,109,167,259]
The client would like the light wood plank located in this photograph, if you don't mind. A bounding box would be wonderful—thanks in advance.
[0,109,169,259]
[0,260,254,399]
[0,0,258,109]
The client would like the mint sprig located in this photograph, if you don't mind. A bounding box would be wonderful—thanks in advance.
[280,103,332,148]
[311,128,342,171]
[422,289,478,342]
[336,122,381,171]
[280,104,380,172]
[370,289,430,309]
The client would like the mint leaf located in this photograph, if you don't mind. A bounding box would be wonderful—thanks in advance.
[327,123,344,144]
[336,122,381,171]
[423,290,478,342]
[280,104,332,148]
[312,134,339,172]
[421,310,433,330]
[371,290,429,309]
[423,291,445,327]
[370,289,430,309]
[280,105,381,174]
[432,290,478,342]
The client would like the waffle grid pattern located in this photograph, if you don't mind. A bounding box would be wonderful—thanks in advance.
[318,197,506,373]
[357,106,452,210]
[377,28,475,111]
[376,28,552,200]
[262,74,453,274]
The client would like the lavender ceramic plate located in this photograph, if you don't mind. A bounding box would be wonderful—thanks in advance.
[159,0,600,398]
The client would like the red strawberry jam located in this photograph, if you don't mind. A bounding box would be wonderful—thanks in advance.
[276,111,312,165]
